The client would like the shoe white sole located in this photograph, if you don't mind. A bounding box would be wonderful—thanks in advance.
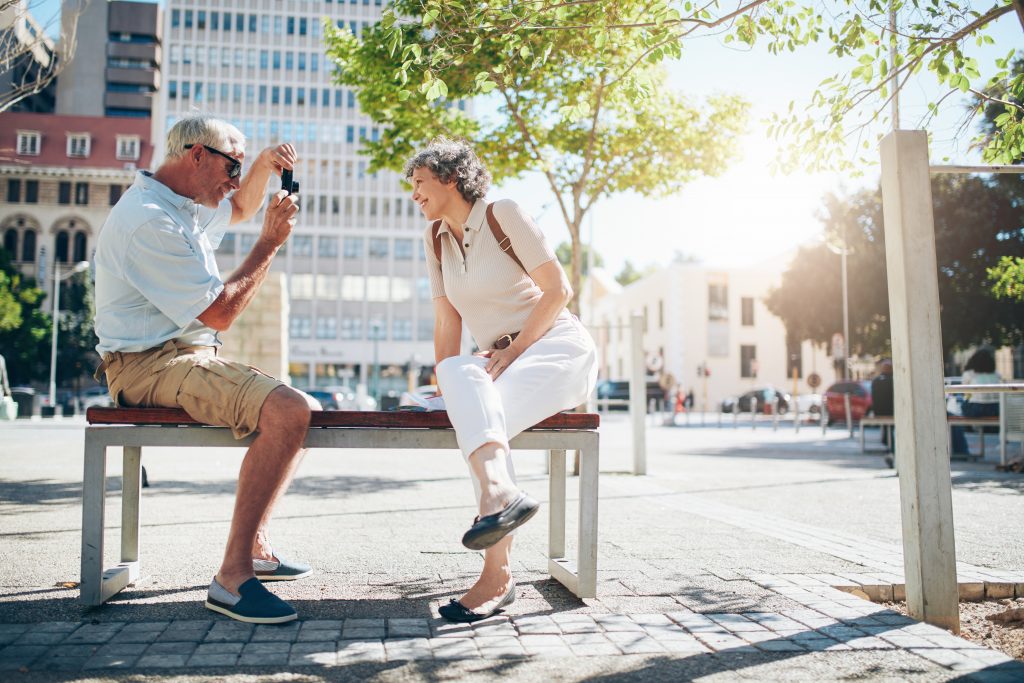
[204,600,298,624]
[255,568,313,581]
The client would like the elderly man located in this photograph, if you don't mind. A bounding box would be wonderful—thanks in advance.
[93,115,313,624]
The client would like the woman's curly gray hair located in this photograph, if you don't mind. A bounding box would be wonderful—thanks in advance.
[403,137,491,203]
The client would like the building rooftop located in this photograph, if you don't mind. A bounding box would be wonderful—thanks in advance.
[0,112,153,170]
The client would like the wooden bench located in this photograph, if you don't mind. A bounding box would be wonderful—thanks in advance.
[81,407,600,606]
[859,415,998,459]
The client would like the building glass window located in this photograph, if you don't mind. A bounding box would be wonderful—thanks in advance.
[369,238,388,259]
[417,317,433,341]
[55,231,69,262]
[73,232,87,262]
[21,230,35,262]
[109,184,123,205]
[6,179,20,202]
[3,229,16,255]
[392,318,412,341]
[740,345,757,379]
[67,133,91,158]
[741,297,754,326]
[292,235,313,257]
[343,237,363,259]
[318,236,338,258]
[316,316,337,339]
[74,182,89,205]
[116,135,140,160]
[394,238,413,260]
[58,181,71,204]
[341,317,362,339]
[218,232,236,255]
[708,283,728,321]
[289,316,312,339]
[341,275,364,300]
[290,274,314,299]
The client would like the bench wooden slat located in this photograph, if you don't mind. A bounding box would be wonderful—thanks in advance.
[86,406,599,430]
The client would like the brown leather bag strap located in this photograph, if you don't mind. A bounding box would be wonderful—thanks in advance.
[486,203,527,274]
[431,219,443,268]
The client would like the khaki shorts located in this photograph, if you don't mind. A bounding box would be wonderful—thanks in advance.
[101,339,284,439]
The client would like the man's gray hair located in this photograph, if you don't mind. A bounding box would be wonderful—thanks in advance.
[403,137,490,204]
[165,114,245,160]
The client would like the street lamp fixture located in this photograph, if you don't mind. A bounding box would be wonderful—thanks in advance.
[49,260,90,410]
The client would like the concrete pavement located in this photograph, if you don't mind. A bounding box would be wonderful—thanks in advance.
[1,414,1022,681]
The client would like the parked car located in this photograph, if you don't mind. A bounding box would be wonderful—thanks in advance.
[79,385,114,409]
[595,380,666,411]
[720,387,790,414]
[823,380,873,424]
[311,385,377,411]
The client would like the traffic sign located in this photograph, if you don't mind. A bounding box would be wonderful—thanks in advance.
[807,372,822,389]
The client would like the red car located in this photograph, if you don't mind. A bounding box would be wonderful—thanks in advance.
[823,381,873,425]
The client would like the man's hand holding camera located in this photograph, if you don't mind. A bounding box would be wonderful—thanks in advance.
[258,142,299,250]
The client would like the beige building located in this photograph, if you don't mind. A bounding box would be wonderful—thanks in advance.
[583,255,834,411]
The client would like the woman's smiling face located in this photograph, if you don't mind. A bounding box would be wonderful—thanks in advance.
[410,167,457,221]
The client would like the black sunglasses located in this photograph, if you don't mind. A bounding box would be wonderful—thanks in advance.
[185,143,242,179]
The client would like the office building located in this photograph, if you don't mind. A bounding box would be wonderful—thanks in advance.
[160,0,438,394]
[56,0,162,118]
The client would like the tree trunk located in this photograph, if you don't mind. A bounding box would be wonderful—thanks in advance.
[568,222,582,316]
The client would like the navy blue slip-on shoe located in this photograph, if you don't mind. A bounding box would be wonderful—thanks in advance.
[439,584,516,623]
[205,577,298,624]
[461,493,540,550]
[254,555,313,581]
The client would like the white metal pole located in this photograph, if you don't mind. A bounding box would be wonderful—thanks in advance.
[630,313,646,475]
[48,261,61,409]
[841,226,850,380]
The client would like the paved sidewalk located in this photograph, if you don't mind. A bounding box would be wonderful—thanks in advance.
[1,416,1022,681]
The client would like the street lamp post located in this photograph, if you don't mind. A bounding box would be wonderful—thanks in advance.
[370,320,381,401]
[827,227,851,380]
[49,260,90,410]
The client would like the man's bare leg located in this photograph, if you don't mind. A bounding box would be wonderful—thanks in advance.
[215,386,310,593]
[250,391,322,561]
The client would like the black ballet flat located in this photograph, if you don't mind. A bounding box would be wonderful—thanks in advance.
[461,493,540,550]
[438,584,516,623]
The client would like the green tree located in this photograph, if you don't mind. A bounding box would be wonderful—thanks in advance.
[55,269,99,392]
[987,256,1024,301]
[324,0,748,314]
[376,1,1023,171]
[0,248,50,385]
[556,241,603,277]
[766,174,1024,355]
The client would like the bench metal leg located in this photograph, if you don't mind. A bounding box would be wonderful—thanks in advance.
[80,434,107,606]
[81,436,142,607]
[122,447,142,563]
[576,438,599,598]
[548,449,566,559]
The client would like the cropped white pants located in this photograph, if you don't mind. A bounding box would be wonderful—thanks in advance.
[436,316,598,505]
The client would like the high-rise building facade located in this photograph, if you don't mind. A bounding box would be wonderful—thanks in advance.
[56,0,162,119]
[160,0,437,394]
[0,0,57,113]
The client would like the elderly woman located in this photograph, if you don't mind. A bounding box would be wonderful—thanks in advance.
[406,138,597,622]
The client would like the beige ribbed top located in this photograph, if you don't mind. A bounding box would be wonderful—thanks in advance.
[424,198,569,350]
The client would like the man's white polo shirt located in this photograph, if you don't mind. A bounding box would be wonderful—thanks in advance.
[94,171,231,356]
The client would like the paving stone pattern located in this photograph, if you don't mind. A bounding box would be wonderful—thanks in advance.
[4,590,1024,677]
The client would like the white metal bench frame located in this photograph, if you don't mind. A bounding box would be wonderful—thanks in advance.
[859,415,1002,460]
[81,425,600,606]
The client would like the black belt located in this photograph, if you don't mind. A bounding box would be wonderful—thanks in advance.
[492,332,519,350]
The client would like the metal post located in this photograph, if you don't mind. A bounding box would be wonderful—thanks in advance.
[751,396,758,431]
[880,129,959,632]
[844,393,853,437]
[840,227,850,380]
[629,313,646,475]
[48,261,61,409]
[773,397,779,431]
[999,392,1007,467]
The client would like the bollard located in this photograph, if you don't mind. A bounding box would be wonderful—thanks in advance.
[844,392,853,438]
[732,406,737,428]
[795,404,801,434]
[773,397,779,431]
[751,397,758,431]
[822,402,828,436]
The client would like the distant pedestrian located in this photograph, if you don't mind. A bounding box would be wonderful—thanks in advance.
[871,359,895,456]
[951,349,1001,456]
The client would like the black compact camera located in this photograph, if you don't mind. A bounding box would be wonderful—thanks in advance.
[281,168,299,195]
